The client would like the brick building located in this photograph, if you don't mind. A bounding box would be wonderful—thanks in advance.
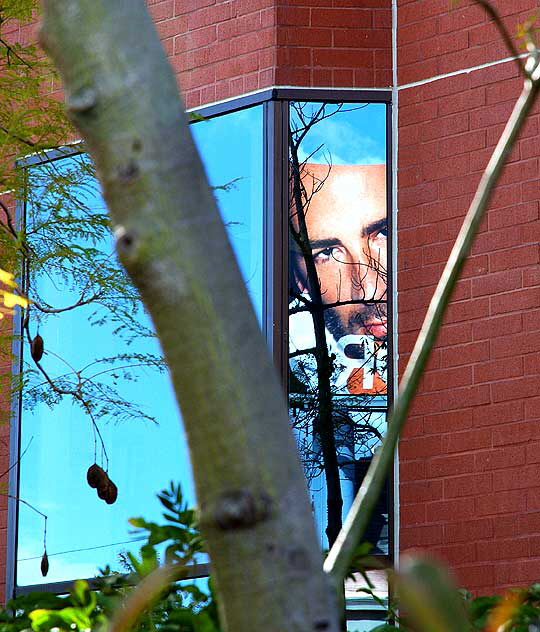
[2,0,540,615]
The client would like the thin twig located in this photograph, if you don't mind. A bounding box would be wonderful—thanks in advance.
[6,493,48,557]
[22,312,110,466]
[0,199,17,238]
[289,346,318,359]
[324,54,540,585]
[289,297,387,316]
[0,37,34,68]
[0,436,33,480]
[7,493,48,520]
[0,124,37,147]
[32,290,102,313]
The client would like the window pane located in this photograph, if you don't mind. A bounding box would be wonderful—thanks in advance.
[17,154,194,586]
[16,104,264,586]
[191,105,264,323]
[288,102,389,553]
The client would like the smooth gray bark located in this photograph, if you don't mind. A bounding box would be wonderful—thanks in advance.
[39,1,339,630]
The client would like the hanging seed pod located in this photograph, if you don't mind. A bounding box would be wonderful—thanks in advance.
[97,475,118,505]
[31,334,44,362]
[97,473,110,500]
[87,463,107,489]
[41,551,49,577]
[104,479,118,505]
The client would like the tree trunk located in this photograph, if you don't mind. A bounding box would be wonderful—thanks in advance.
[39,2,339,631]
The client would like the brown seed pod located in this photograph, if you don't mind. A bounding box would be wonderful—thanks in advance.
[104,479,118,505]
[41,551,49,577]
[97,472,111,499]
[31,334,44,362]
[97,478,109,500]
[97,475,118,505]
[87,464,107,489]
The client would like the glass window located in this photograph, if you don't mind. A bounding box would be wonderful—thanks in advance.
[288,101,389,553]
[191,106,264,323]
[17,152,193,586]
[15,104,264,588]
[11,92,392,607]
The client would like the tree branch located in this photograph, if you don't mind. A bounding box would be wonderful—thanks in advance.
[0,123,37,147]
[31,290,102,313]
[0,199,17,238]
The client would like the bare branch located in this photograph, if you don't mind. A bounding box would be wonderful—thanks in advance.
[0,198,17,238]
[31,290,102,313]
[0,123,37,147]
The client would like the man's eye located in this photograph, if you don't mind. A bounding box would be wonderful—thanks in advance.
[313,247,335,263]
[370,223,388,242]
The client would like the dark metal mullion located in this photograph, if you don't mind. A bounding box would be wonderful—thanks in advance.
[5,191,27,602]
[262,100,271,347]
[386,100,395,567]
[189,88,392,124]
[189,88,277,121]
[15,562,211,597]
[273,88,391,104]
[262,98,288,383]
[16,146,84,168]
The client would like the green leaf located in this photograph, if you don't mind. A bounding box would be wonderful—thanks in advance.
[29,609,68,632]
[468,595,500,629]
[57,607,92,629]
[396,554,469,632]
[194,610,220,632]
[70,580,96,612]
[368,625,399,632]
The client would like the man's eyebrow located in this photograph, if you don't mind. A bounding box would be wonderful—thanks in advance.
[309,238,342,250]
[362,217,387,238]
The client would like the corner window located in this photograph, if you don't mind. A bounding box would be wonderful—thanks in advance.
[8,91,391,611]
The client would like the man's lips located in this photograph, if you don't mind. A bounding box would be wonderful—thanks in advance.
[364,320,387,338]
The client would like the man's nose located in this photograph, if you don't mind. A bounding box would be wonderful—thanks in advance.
[351,249,386,301]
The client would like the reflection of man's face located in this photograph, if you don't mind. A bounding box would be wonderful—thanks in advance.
[292,164,387,341]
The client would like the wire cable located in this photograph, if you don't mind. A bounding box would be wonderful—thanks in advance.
[18,536,147,561]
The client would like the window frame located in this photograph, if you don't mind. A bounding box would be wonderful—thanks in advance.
[6,87,394,609]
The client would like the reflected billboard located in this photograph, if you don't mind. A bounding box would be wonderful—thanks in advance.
[288,102,389,552]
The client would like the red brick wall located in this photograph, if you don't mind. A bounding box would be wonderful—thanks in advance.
[7,1,392,110]
[153,0,392,109]
[274,1,392,91]
[159,0,276,108]
[398,0,540,595]
[398,0,535,85]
